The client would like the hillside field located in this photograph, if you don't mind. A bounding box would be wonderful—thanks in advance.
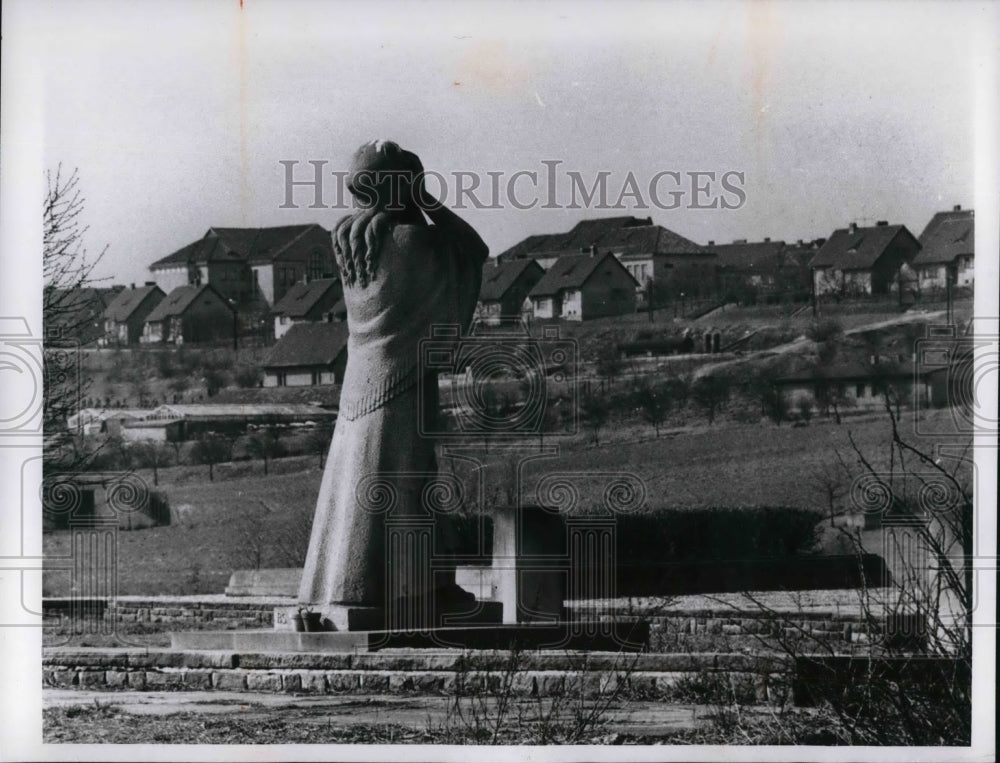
[41,409,969,597]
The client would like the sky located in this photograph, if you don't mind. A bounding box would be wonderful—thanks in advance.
[27,0,994,286]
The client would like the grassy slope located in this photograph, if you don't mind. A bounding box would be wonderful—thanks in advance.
[41,410,950,596]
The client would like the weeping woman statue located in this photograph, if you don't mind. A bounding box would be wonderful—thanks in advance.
[297,141,488,621]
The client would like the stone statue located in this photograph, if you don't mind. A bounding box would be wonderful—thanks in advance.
[297,141,488,618]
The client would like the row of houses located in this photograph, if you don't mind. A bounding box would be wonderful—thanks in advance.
[51,202,973,348]
[478,205,974,323]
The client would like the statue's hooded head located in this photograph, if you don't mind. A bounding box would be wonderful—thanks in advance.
[335,140,423,288]
[346,139,422,212]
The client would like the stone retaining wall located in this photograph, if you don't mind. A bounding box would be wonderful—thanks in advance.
[102,599,274,630]
[42,649,794,703]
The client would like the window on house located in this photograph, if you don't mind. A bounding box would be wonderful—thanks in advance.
[856,383,865,398]
[308,250,325,281]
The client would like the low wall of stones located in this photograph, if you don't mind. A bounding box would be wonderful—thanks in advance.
[102,599,274,630]
[92,599,875,652]
[42,649,794,704]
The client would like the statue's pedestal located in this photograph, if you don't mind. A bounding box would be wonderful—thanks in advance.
[273,600,503,632]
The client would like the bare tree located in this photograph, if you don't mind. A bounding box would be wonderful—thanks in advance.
[190,432,232,481]
[245,426,286,476]
[43,166,109,471]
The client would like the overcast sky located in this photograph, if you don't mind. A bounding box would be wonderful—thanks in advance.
[29,0,993,286]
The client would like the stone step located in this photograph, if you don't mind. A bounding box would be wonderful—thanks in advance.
[171,622,651,653]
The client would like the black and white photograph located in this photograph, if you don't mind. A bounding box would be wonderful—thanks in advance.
[1,0,997,759]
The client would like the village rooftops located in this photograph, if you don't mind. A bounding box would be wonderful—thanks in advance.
[102,284,164,322]
[263,321,350,369]
[808,223,919,271]
[272,278,341,318]
[528,251,637,297]
[145,284,234,322]
[498,216,706,261]
[478,259,543,302]
[913,207,974,267]
[710,239,787,270]
[149,224,330,269]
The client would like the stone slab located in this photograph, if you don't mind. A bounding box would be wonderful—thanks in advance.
[226,569,301,597]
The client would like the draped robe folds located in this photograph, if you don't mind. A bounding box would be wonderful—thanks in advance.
[297,222,485,607]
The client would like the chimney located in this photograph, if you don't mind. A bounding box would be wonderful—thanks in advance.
[764,237,771,243]
[797,239,804,246]
[876,220,888,226]
[144,281,156,286]
[849,222,858,233]
[708,240,715,246]
[953,204,962,212]
[734,238,748,244]
[130,283,135,290]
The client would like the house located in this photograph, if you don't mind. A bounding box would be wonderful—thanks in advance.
[497,216,716,299]
[773,358,929,412]
[101,283,165,346]
[809,222,921,297]
[912,205,974,291]
[148,224,335,308]
[141,284,236,345]
[528,251,638,321]
[271,277,345,340]
[475,259,545,325]
[262,321,349,387]
[44,286,124,346]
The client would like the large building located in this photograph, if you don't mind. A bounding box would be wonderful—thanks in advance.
[527,251,638,321]
[148,224,335,308]
[912,205,974,291]
[809,222,921,297]
[497,215,717,299]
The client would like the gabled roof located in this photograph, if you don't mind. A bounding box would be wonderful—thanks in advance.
[145,284,232,322]
[498,216,707,261]
[150,224,331,269]
[808,224,918,271]
[529,252,637,298]
[272,278,341,318]
[711,240,787,270]
[913,209,974,266]
[103,285,165,322]
[478,259,544,302]
[263,321,349,369]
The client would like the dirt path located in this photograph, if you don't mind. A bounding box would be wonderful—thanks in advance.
[44,688,715,743]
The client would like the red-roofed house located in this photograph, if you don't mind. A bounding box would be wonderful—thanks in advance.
[475,259,545,325]
[913,205,974,291]
[809,221,921,297]
[528,251,638,320]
